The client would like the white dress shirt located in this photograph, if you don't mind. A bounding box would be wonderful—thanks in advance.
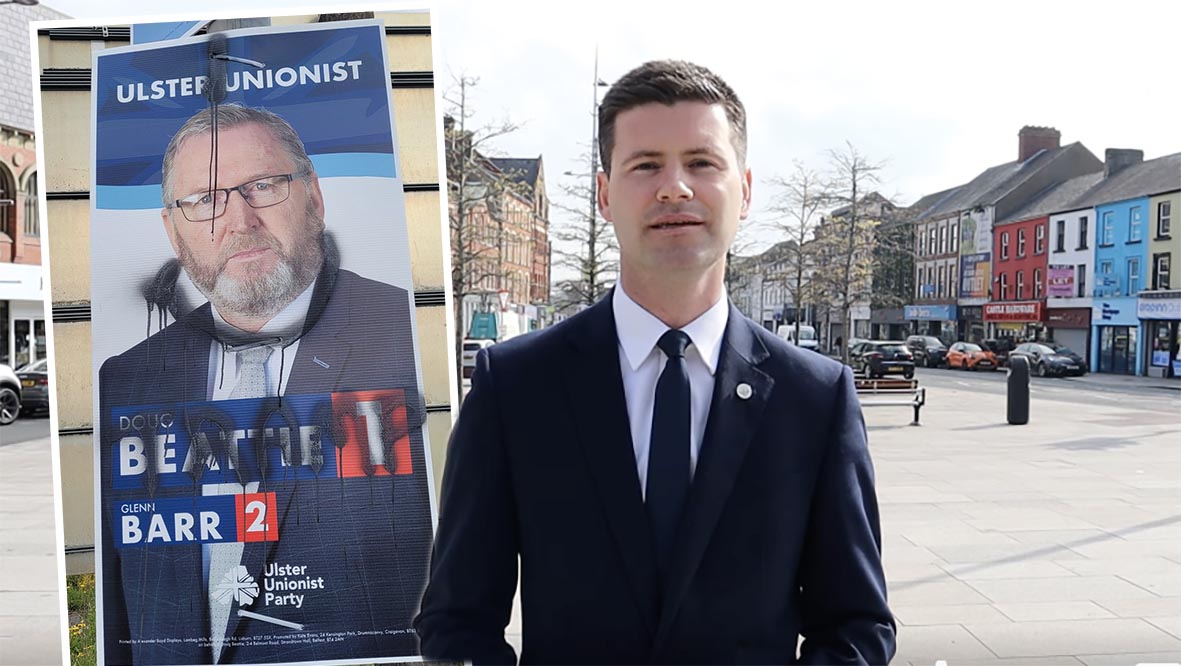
[613,284,729,499]
[201,280,316,604]
[206,279,317,401]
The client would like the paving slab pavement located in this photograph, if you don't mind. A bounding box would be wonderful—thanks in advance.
[0,436,63,666]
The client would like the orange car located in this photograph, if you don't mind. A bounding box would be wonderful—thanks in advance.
[946,341,999,371]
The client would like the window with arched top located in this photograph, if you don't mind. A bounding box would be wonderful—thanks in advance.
[0,166,14,243]
[24,172,39,238]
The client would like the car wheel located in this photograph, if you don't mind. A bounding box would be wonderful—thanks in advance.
[0,388,20,426]
[1037,362,1047,378]
[961,359,969,370]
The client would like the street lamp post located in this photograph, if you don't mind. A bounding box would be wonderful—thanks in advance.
[563,50,610,307]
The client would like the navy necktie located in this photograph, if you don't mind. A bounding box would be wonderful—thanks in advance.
[647,329,692,582]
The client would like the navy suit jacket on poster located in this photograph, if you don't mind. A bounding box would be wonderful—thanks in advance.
[98,267,432,665]
[416,293,896,664]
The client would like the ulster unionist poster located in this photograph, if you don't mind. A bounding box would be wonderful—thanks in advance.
[90,19,436,665]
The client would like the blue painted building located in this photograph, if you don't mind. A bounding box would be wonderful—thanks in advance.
[1067,150,1181,375]
[1090,197,1149,374]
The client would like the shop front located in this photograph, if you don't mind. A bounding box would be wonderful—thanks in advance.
[958,306,984,342]
[0,263,46,368]
[904,304,958,343]
[1091,298,1141,375]
[984,301,1047,343]
[1047,307,1092,363]
[1137,291,1181,379]
[870,308,907,341]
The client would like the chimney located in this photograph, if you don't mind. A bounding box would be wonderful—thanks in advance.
[1103,148,1144,179]
[1018,126,1061,162]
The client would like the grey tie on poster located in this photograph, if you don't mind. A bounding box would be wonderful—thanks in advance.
[209,345,272,663]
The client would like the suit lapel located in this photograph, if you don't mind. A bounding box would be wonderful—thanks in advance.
[283,277,350,395]
[561,295,658,638]
[653,306,774,651]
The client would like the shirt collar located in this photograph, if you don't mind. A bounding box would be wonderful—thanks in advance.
[211,279,318,344]
[612,283,729,375]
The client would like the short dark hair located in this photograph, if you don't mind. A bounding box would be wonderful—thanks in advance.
[598,60,747,175]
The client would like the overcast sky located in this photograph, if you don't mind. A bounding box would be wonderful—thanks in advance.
[38,0,1181,255]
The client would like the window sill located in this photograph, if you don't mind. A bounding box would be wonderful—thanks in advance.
[1126,240,1143,245]
[1154,235,1172,241]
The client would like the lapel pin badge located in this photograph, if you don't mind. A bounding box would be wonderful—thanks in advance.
[736,383,753,400]
[313,357,330,369]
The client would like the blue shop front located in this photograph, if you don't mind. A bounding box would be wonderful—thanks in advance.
[1091,298,1141,375]
[904,304,958,344]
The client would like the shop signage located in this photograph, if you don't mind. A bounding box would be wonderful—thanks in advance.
[904,304,957,321]
[983,301,1044,322]
[1136,297,1181,320]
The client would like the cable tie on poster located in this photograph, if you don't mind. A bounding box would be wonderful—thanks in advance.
[211,53,267,69]
[237,609,304,631]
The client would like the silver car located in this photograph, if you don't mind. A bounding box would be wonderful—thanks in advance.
[0,364,21,426]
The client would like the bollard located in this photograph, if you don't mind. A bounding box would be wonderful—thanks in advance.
[1007,354,1030,425]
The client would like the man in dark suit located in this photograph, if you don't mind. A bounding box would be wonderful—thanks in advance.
[98,105,430,664]
[416,60,896,664]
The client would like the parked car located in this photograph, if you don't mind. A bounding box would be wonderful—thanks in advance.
[905,335,948,368]
[1010,342,1088,377]
[461,338,496,379]
[0,364,21,426]
[946,341,999,371]
[981,338,1015,367]
[850,340,915,379]
[15,358,50,416]
[776,324,820,351]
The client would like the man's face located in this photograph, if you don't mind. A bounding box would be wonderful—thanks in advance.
[597,101,751,282]
[161,122,325,319]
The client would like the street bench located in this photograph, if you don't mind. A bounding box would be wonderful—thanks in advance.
[854,377,926,426]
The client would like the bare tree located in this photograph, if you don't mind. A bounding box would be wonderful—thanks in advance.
[551,143,618,311]
[443,74,521,395]
[821,142,886,364]
[765,160,835,345]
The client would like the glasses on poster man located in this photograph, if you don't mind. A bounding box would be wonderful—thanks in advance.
[168,170,310,222]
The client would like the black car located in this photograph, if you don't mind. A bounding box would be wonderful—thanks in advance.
[1010,342,1088,377]
[905,335,948,368]
[850,340,915,379]
[15,358,50,416]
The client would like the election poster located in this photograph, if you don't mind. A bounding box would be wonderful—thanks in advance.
[90,19,436,665]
